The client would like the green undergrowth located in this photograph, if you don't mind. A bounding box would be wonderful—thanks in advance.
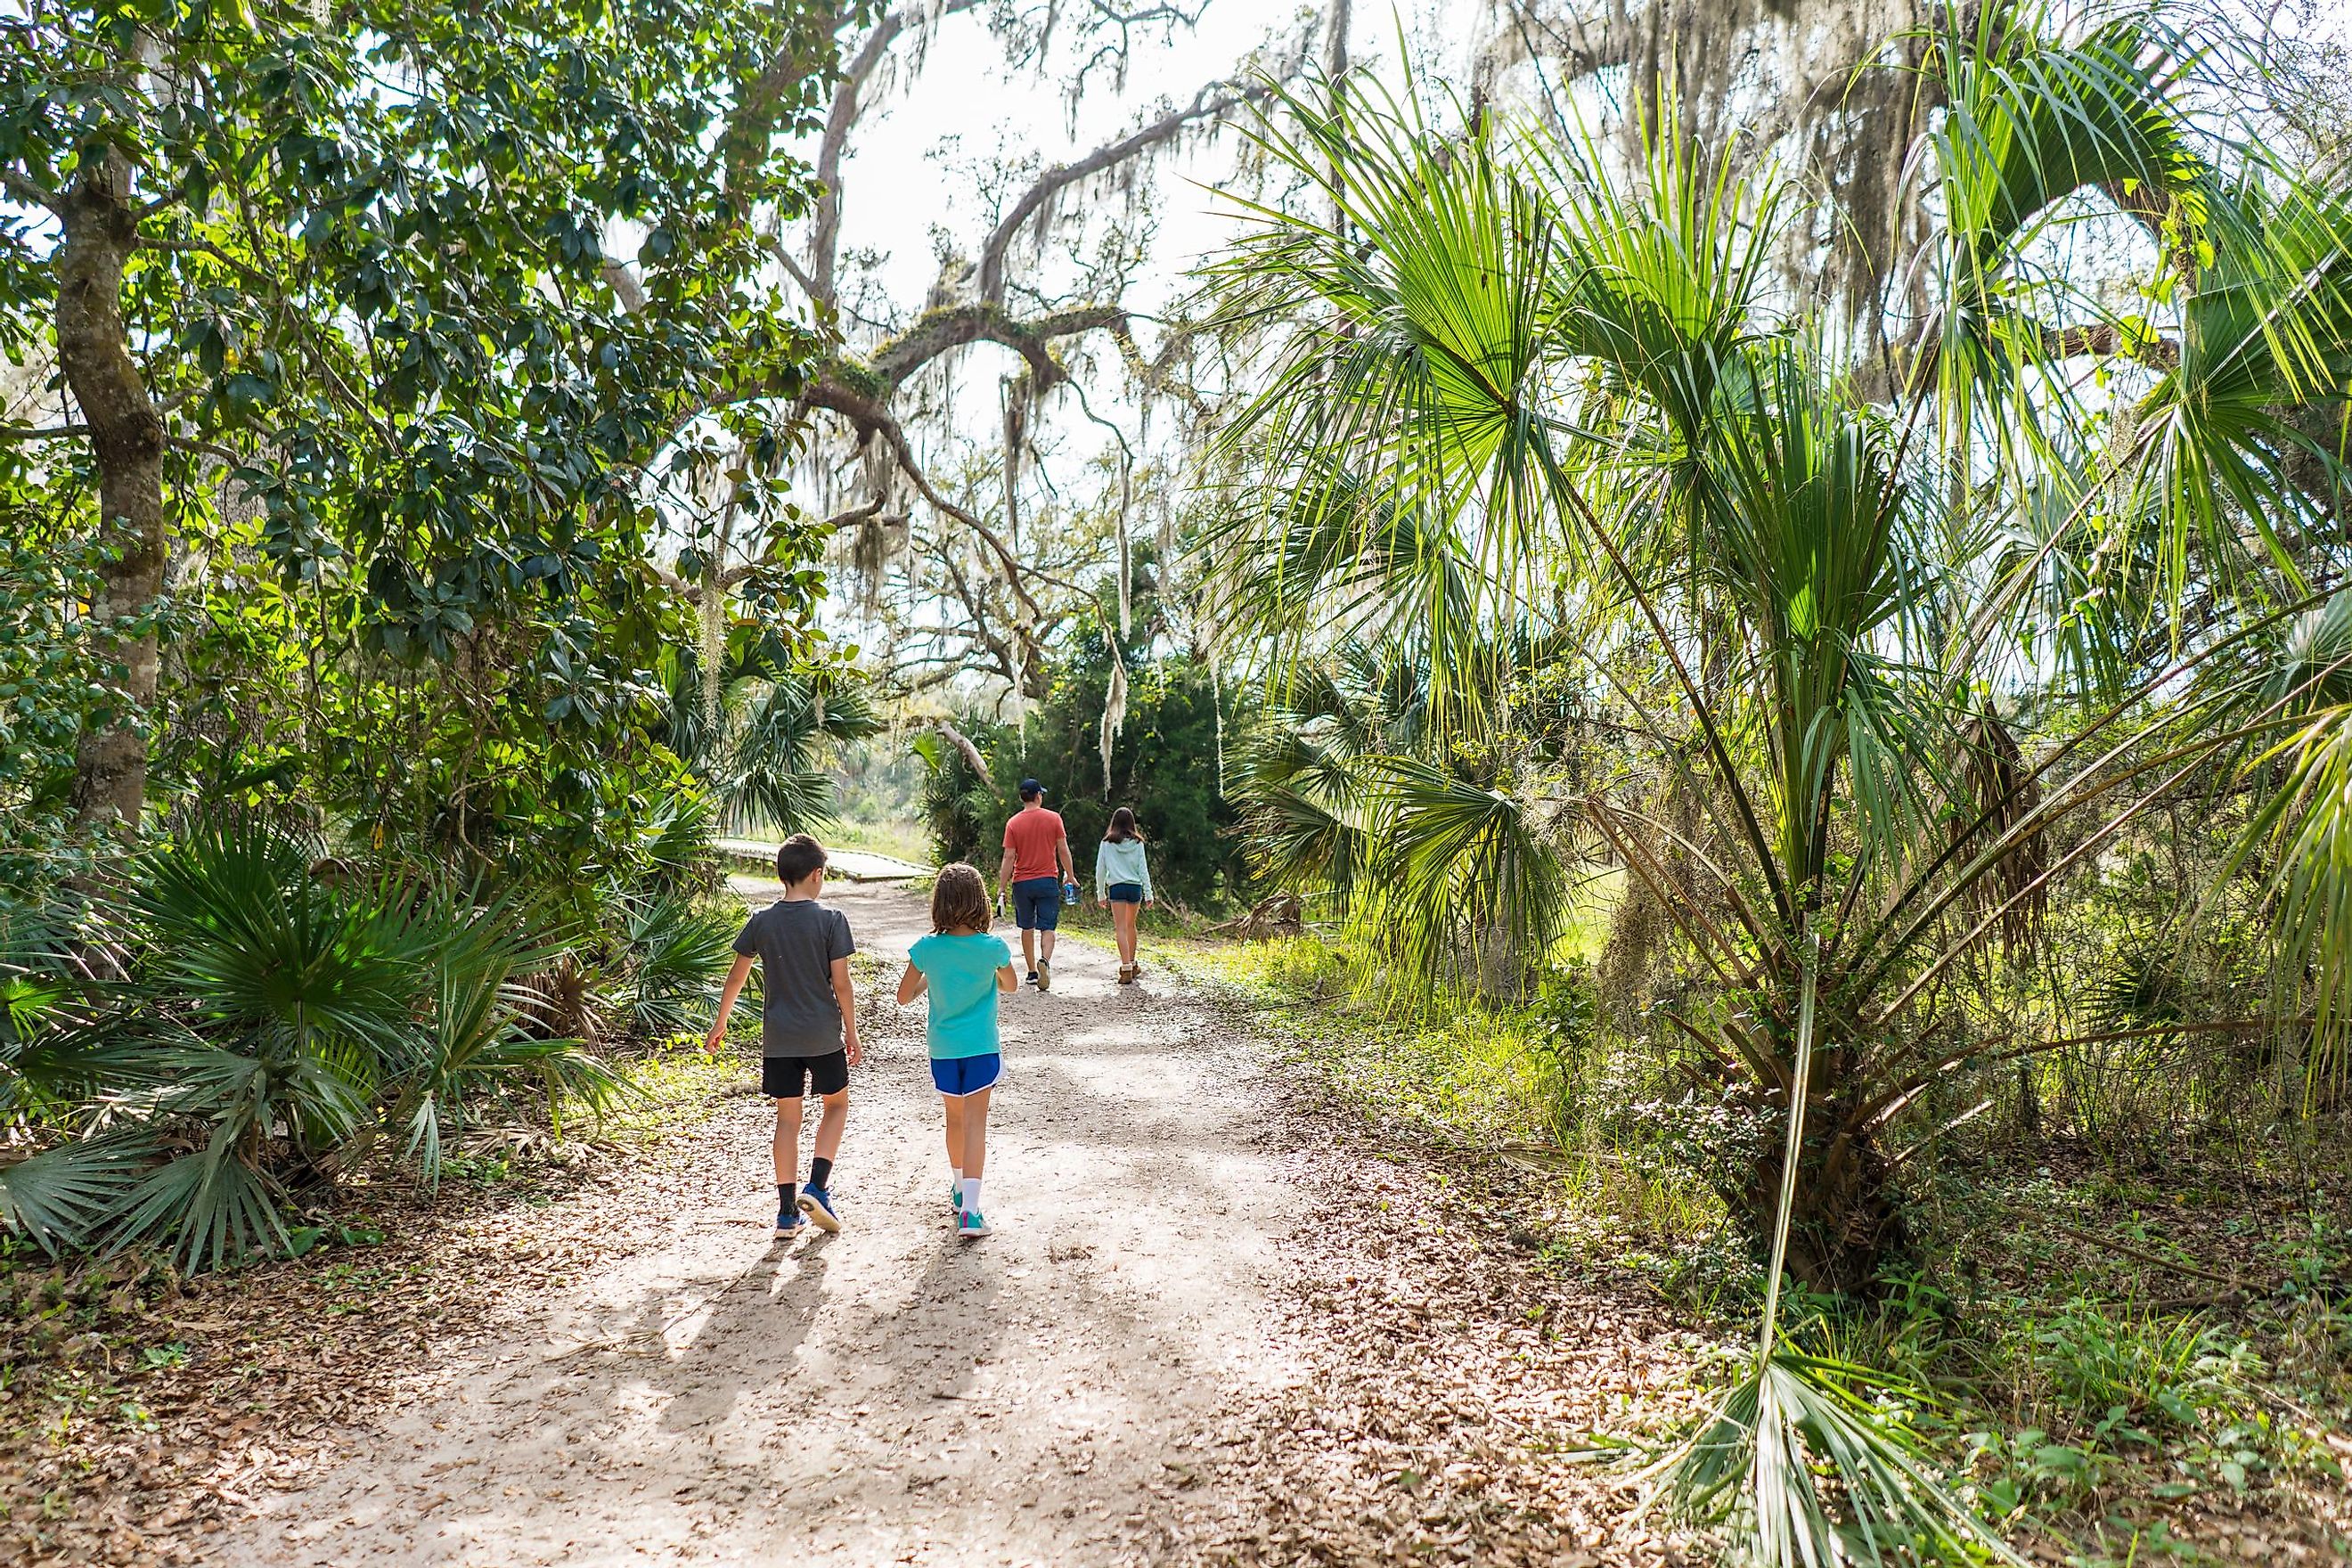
[1172,926,2352,1561]
[1171,931,1575,1145]
[1152,927,1745,1308]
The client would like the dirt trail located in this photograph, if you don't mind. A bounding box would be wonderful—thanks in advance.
[223,881,1308,1567]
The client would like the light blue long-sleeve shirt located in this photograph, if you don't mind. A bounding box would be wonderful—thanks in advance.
[1093,838,1153,902]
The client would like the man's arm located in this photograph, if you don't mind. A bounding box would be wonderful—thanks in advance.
[829,956,862,1066]
[1057,831,1077,886]
[996,845,1017,897]
[703,953,756,1053]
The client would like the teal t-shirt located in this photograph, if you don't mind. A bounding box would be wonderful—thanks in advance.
[908,932,1013,1059]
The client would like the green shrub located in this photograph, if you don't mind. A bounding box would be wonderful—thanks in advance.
[917,647,1247,907]
[2029,1298,2261,1431]
[0,819,630,1270]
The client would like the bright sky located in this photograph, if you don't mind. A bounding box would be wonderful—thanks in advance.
[804,3,1485,331]
[781,0,1502,597]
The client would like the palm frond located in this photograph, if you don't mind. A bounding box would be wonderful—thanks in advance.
[1358,758,1571,995]
[0,1131,157,1256]
[1667,1351,2027,1568]
[106,1124,290,1273]
[619,893,741,1040]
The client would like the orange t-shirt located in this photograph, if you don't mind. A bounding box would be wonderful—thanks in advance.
[1002,807,1067,882]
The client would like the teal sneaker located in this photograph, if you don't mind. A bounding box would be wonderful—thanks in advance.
[957,1209,992,1239]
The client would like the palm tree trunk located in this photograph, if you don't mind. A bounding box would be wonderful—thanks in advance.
[1744,1095,1910,1295]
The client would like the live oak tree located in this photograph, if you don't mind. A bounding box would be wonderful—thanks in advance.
[0,0,864,834]
[707,0,1319,706]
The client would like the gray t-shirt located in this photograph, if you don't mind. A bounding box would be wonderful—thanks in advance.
[733,899,856,1058]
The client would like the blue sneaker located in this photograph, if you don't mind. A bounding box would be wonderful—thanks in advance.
[797,1185,841,1234]
[957,1209,992,1239]
[774,1207,806,1239]
[950,1181,962,1214]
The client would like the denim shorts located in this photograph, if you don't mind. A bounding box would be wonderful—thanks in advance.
[930,1053,1001,1097]
[1106,882,1144,904]
[1011,876,1062,931]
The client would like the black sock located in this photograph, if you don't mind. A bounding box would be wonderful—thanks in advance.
[808,1157,833,1191]
[778,1181,795,1212]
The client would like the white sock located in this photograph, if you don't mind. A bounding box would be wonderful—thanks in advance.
[959,1178,983,1214]
[951,1166,963,1187]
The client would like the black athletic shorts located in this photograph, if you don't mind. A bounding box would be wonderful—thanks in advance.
[763,1049,849,1098]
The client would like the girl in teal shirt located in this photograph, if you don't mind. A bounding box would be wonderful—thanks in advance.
[896,862,1017,1237]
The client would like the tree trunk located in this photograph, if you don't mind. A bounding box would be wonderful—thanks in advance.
[56,151,167,831]
[1745,1101,1910,1297]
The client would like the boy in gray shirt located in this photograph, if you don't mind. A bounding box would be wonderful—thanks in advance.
[704,834,860,1237]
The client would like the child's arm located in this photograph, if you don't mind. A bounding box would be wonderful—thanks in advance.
[702,953,756,1053]
[896,961,928,1005]
[995,963,1019,993]
[830,956,862,1066]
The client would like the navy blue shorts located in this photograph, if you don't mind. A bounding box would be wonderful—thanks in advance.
[1011,876,1062,931]
[1107,882,1144,904]
[930,1054,1001,1097]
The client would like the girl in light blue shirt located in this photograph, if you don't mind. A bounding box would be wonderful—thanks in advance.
[897,862,1017,1237]
[1093,807,1154,984]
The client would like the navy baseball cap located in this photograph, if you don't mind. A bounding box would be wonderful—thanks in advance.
[1019,778,1044,798]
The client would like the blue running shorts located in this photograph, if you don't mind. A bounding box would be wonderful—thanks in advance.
[930,1054,1002,1097]
[1011,876,1062,931]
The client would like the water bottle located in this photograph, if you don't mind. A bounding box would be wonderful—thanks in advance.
[1062,879,1080,907]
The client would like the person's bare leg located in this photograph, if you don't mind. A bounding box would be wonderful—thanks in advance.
[813,1089,847,1164]
[958,1087,992,1180]
[1114,902,1139,967]
[943,1093,966,1177]
[1040,927,1057,964]
[1020,926,1037,972]
[772,1097,804,1184]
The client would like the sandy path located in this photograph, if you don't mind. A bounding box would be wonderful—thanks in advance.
[221,880,1305,1568]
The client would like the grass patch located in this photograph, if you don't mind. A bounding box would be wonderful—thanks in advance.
[827,817,933,865]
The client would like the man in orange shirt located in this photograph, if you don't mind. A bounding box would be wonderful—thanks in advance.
[996,778,1078,991]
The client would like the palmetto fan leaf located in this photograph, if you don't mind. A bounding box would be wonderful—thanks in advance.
[1206,72,1567,720]
[639,788,717,890]
[390,886,629,1180]
[0,821,645,1269]
[0,1131,156,1257]
[1359,759,1571,996]
[107,1123,291,1274]
[1666,1351,2028,1568]
[2234,698,2352,1104]
[1201,460,1482,675]
[1932,11,2201,270]
[2125,176,2352,604]
[659,639,881,836]
[119,821,425,1058]
[619,892,741,1041]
